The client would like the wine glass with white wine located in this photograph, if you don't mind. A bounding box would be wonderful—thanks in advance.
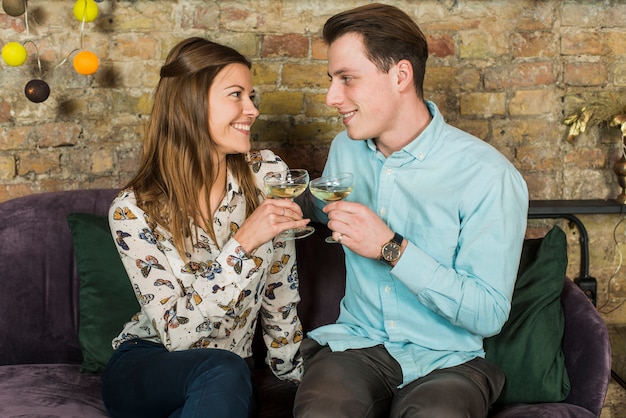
[264,169,315,240]
[309,172,354,243]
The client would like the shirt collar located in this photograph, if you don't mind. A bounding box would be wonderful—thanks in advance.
[366,100,444,164]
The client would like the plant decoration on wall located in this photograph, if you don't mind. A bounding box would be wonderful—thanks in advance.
[1,0,101,103]
[564,94,626,203]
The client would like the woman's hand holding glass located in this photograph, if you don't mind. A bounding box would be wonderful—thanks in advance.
[263,169,315,240]
[233,198,309,254]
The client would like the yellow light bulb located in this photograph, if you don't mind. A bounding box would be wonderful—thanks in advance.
[1,42,27,66]
[73,0,99,23]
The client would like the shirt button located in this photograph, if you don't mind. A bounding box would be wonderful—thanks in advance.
[380,207,387,216]
[418,152,425,160]
[386,168,393,174]
[389,321,395,328]
[385,286,391,293]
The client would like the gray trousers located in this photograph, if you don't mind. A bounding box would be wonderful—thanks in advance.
[293,339,504,418]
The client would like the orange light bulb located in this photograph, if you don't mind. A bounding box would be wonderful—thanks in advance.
[73,50,99,75]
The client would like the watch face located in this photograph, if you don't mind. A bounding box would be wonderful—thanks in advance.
[382,242,400,261]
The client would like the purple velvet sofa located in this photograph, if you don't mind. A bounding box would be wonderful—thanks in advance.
[0,188,611,417]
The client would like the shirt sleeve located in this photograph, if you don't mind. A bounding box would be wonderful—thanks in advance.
[392,167,529,338]
[259,237,304,383]
[250,150,304,382]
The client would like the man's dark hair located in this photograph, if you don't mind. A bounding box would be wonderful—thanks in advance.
[323,3,429,98]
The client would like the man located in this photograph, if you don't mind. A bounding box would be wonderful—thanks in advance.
[294,3,529,418]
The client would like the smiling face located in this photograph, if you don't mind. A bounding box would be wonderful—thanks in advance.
[208,63,259,158]
[325,32,402,143]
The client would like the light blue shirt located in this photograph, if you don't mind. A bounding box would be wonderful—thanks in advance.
[306,101,528,387]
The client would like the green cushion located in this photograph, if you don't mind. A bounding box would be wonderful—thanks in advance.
[484,225,571,404]
[67,213,139,374]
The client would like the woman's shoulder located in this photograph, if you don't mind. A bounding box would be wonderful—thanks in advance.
[247,149,289,174]
[111,188,137,205]
[109,189,144,219]
[247,149,285,164]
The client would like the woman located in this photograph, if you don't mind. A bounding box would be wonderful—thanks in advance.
[101,37,308,418]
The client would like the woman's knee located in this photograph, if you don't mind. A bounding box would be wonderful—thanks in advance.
[183,350,252,417]
[190,349,252,391]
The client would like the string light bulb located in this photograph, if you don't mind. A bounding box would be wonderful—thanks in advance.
[73,50,99,75]
[73,0,98,22]
[2,0,26,16]
[1,41,27,66]
[24,79,50,103]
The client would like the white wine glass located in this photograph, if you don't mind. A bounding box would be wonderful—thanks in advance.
[309,172,354,243]
[264,169,315,240]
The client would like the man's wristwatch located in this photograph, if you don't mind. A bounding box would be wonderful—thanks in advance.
[380,232,404,266]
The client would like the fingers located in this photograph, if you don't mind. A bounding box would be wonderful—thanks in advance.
[277,207,292,220]
[235,200,309,252]
[262,199,304,220]
[324,202,391,257]
[328,221,345,241]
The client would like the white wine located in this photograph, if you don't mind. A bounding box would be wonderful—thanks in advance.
[310,186,353,202]
[262,169,315,240]
[309,173,354,243]
[267,184,308,198]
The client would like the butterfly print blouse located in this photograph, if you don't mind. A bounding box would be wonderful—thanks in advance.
[108,150,303,383]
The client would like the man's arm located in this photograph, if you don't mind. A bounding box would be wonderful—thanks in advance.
[391,169,529,337]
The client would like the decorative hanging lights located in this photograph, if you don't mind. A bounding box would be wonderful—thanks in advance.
[1,0,101,103]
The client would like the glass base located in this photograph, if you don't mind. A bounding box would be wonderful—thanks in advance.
[325,236,341,244]
[279,226,315,240]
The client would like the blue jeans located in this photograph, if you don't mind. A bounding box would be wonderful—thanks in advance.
[101,339,253,418]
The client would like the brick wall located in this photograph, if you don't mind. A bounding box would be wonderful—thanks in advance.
[1,1,626,413]
[2,0,625,200]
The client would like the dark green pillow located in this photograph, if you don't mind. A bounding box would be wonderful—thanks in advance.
[484,225,571,404]
[67,213,139,374]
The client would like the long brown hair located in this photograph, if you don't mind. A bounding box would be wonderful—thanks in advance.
[125,37,260,256]
[322,3,429,99]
